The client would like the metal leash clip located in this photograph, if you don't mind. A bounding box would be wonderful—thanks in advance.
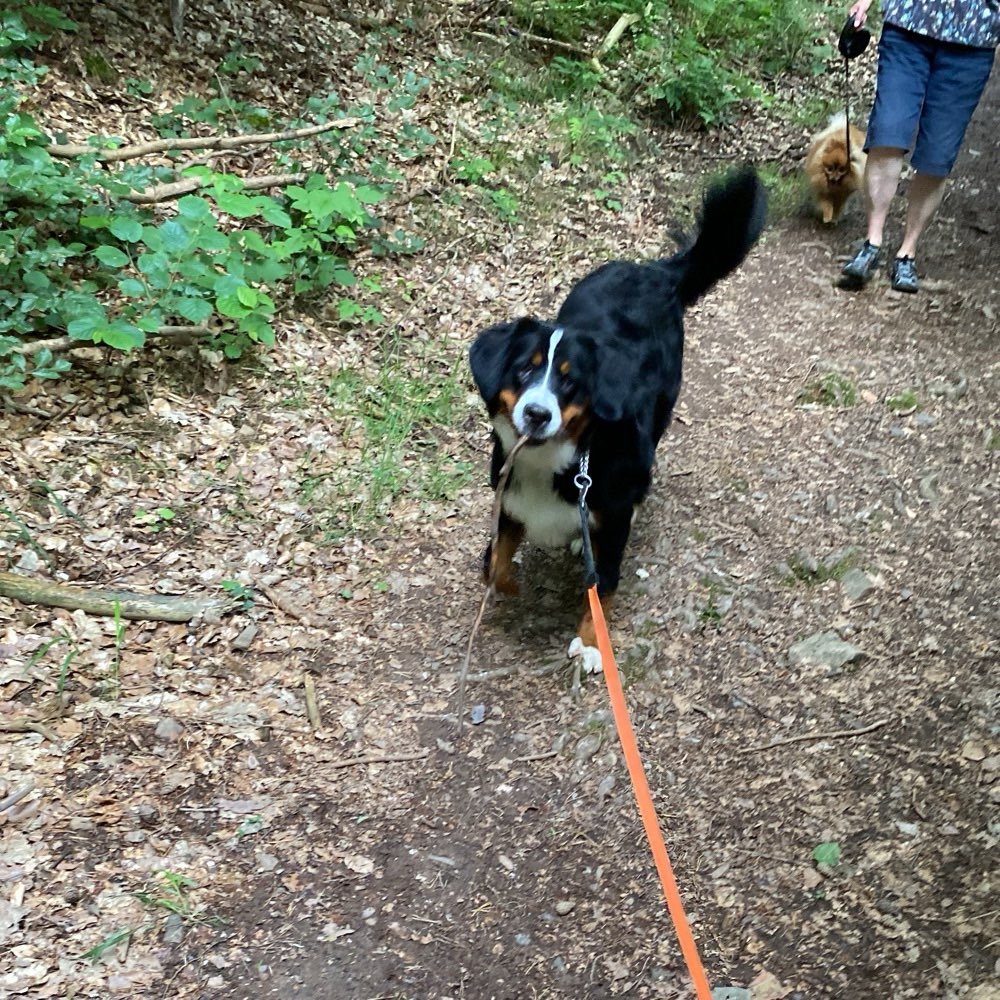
[574,451,592,508]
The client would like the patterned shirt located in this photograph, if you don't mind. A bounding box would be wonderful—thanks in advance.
[883,0,1000,47]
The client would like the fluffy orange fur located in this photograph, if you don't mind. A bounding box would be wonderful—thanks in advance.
[805,114,866,224]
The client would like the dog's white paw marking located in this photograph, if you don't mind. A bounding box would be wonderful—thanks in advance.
[567,637,603,674]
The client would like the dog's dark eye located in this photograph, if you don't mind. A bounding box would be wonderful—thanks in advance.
[517,364,535,385]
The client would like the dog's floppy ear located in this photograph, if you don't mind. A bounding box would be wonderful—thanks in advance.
[469,317,535,401]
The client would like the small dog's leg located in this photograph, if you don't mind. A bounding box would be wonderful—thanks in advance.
[485,513,524,596]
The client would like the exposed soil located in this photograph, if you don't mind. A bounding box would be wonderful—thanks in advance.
[1,6,998,1000]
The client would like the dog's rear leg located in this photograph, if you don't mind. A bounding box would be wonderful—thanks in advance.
[483,512,524,595]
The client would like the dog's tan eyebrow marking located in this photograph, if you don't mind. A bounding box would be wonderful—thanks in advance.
[559,360,570,374]
[531,351,543,366]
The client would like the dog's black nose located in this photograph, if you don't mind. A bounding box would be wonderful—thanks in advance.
[522,402,553,430]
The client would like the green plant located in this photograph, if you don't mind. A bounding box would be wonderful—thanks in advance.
[487,187,520,224]
[451,154,496,184]
[78,926,138,962]
[27,632,78,693]
[812,841,842,868]
[504,0,832,125]
[309,347,471,535]
[593,171,624,211]
[133,870,204,921]
[798,372,858,407]
[886,388,919,412]
[133,507,176,532]
[559,107,637,164]
[221,579,255,610]
[0,4,74,85]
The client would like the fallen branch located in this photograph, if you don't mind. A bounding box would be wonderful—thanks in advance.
[13,326,211,358]
[742,718,890,754]
[329,749,431,770]
[0,570,235,623]
[128,171,303,205]
[597,12,642,56]
[47,119,361,162]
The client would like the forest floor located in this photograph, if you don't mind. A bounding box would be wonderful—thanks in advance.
[1,3,998,999]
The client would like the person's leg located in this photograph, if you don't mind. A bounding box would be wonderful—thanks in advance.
[897,171,947,257]
[863,147,907,247]
[897,41,996,259]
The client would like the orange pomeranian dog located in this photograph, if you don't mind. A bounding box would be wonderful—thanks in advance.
[805,112,866,224]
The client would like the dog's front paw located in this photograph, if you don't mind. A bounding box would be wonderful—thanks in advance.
[567,636,603,675]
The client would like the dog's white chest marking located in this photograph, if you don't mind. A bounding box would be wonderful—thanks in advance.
[492,416,581,549]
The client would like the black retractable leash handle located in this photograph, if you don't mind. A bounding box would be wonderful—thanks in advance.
[838,15,871,162]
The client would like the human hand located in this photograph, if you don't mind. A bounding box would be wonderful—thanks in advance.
[848,0,874,28]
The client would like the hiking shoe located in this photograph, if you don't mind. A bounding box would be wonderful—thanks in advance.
[839,240,882,289]
[890,255,919,293]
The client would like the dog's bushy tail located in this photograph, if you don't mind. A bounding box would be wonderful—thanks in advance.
[677,165,768,308]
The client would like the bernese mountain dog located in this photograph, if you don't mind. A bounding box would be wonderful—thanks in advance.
[469,166,767,675]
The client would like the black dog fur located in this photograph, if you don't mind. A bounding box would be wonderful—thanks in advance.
[469,166,767,660]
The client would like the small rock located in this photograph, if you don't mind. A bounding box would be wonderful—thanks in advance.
[554,900,576,916]
[712,989,751,1000]
[154,717,183,742]
[596,774,616,801]
[574,733,602,762]
[514,932,531,946]
[231,622,258,651]
[841,568,877,602]
[788,631,866,670]
[162,911,185,945]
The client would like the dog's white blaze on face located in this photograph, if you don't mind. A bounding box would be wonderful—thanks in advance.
[512,327,564,440]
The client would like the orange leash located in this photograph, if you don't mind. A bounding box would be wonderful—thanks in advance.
[588,585,713,999]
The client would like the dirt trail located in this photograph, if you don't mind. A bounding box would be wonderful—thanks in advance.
[197,74,1000,1000]
[2,31,998,1000]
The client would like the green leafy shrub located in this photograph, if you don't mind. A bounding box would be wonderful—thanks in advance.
[0,6,430,389]
[507,0,833,125]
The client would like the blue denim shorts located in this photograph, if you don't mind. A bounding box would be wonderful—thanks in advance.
[866,22,996,176]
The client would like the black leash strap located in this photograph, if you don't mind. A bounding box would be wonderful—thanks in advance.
[837,15,871,164]
[844,56,853,163]
[574,452,598,589]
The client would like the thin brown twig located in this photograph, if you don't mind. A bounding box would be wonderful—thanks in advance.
[329,750,431,770]
[741,717,891,754]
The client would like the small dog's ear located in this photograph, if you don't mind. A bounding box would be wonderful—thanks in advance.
[469,317,534,401]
